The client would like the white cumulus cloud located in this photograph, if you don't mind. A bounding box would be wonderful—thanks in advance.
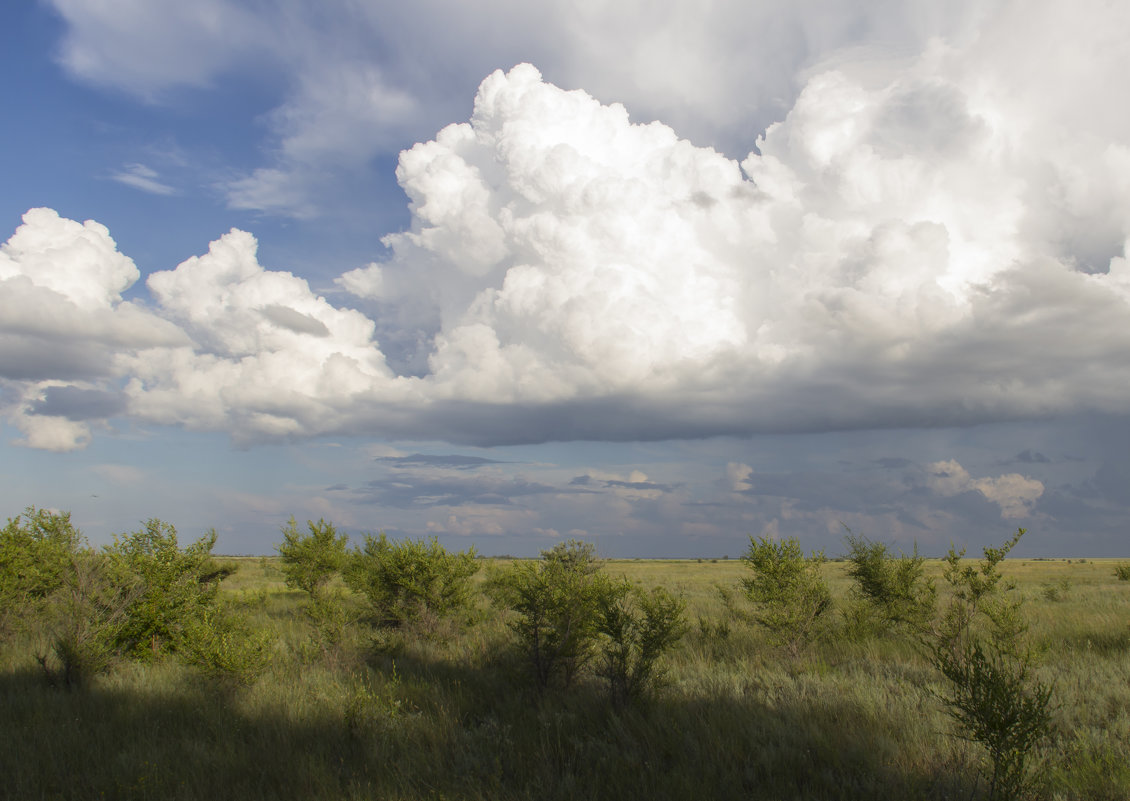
[10,0,1130,451]
[927,459,1044,518]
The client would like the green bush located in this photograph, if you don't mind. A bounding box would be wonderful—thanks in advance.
[181,602,275,685]
[1114,563,1130,581]
[1039,578,1071,602]
[740,536,832,655]
[933,529,1054,800]
[35,549,137,690]
[487,540,611,691]
[0,507,85,631]
[937,528,1028,656]
[596,580,687,706]
[935,640,1053,801]
[277,517,348,600]
[843,530,935,633]
[345,533,478,628]
[105,520,228,659]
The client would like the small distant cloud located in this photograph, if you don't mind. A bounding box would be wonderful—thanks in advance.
[568,469,674,496]
[727,461,754,491]
[926,459,1044,519]
[335,263,385,299]
[91,463,145,485]
[1013,449,1051,464]
[224,167,318,219]
[376,453,507,469]
[110,163,176,195]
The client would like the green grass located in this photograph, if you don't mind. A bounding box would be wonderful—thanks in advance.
[2,557,1128,800]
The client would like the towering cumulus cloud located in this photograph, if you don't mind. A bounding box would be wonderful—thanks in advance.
[5,25,1130,449]
[0,209,186,450]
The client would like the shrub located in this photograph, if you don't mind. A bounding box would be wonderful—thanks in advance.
[933,528,1054,800]
[740,536,832,655]
[937,528,1027,656]
[181,602,275,685]
[1114,563,1130,581]
[300,587,353,666]
[843,530,936,633]
[35,549,138,690]
[935,640,1053,801]
[596,580,687,706]
[105,520,228,659]
[277,517,348,600]
[487,539,611,691]
[0,507,85,631]
[345,533,478,628]
[1039,579,1071,602]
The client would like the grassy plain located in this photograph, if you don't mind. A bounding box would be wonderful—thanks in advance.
[2,556,1128,800]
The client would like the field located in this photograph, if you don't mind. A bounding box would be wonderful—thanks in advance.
[2,555,1129,801]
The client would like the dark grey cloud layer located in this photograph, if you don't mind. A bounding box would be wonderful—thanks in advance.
[29,386,127,421]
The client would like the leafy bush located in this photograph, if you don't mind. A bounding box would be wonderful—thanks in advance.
[487,540,611,691]
[1039,578,1071,602]
[277,517,348,599]
[596,580,687,706]
[345,533,478,628]
[937,528,1028,656]
[0,507,85,631]
[1114,563,1130,581]
[740,536,832,655]
[933,529,1054,800]
[936,640,1053,801]
[105,520,229,659]
[181,602,275,685]
[843,530,935,633]
[35,549,138,690]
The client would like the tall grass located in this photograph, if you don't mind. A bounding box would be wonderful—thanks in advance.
[2,557,1128,800]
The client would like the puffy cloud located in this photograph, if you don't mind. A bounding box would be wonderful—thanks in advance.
[374,59,1130,436]
[726,462,754,492]
[926,459,1044,518]
[12,0,1130,451]
[0,208,139,310]
[0,209,188,450]
[335,263,385,300]
[10,392,93,452]
[47,0,989,217]
[118,228,418,442]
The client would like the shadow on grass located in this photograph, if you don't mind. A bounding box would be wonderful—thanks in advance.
[0,646,972,801]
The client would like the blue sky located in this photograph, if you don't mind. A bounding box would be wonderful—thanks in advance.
[2,0,1129,557]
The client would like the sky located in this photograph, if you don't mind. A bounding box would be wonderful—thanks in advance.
[2,0,1129,558]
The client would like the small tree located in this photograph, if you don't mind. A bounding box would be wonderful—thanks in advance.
[0,507,85,632]
[487,539,610,692]
[35,549,139,690]
[105,520,228,659]
[933,528,1054,801]
[740,536,832,655]
[596,580,687,707]
[277,517,348,600]
[345,533,478,628]
[843,530,935,633]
